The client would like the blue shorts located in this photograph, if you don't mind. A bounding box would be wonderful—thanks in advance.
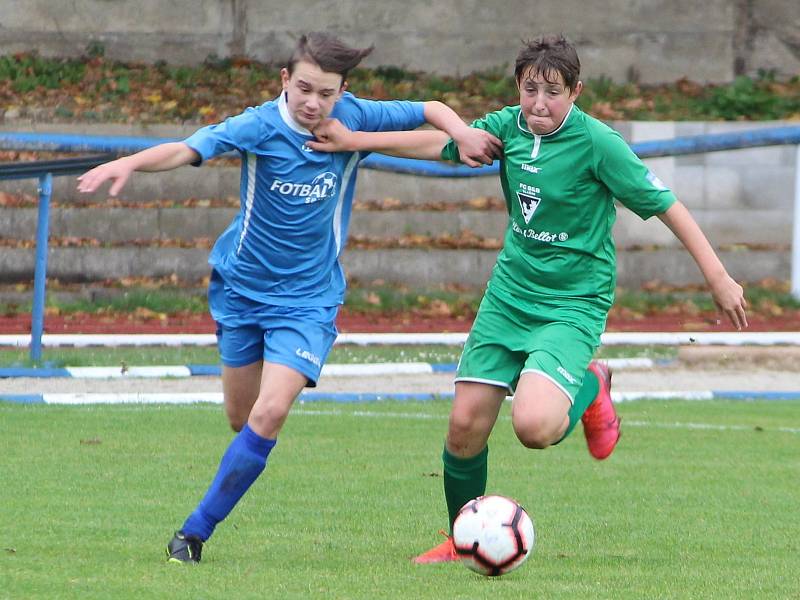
[208,271,339,386]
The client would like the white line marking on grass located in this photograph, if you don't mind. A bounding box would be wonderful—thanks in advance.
[292,408,800,434]
[613,391,715,402]
[43,392,222,404]
[624,420,800,434]
[65,366,192,378]
[321,362,435,376]
[293,408,445,420]
[606,357,656,369]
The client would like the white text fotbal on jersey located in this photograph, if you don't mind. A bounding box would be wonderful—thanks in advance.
[270,171,339,204]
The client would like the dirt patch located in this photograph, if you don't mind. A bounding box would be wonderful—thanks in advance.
[678,346,800,371]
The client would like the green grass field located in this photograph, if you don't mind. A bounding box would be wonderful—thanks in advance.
[2,399,798,599]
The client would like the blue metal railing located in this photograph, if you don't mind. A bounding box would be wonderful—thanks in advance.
[0,154,115,361]
[1,126,799,361]
[2,126,800,176]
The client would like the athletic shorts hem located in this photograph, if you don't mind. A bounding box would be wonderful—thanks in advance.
[262,353,318,387]
[219,355,262,369]
[453,376,513,393]
[519,368,574,404]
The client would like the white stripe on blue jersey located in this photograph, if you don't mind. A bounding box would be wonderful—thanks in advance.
[237,151,258,255]
[333,152,360,255]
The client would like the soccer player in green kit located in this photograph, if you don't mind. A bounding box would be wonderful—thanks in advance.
[308,34,748,563]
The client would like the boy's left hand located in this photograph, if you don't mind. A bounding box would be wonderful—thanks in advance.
[710,274,748,329]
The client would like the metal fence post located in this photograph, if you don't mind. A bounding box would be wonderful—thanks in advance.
[30,172,53,362]
[793,145,800,300]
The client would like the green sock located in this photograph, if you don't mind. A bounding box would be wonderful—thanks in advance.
[560,367,600,441]
[443,444,488,532]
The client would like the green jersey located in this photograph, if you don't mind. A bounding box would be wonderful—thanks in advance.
[442,104,676,313]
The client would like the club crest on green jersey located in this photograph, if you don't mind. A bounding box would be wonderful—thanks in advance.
[516,190,540,224]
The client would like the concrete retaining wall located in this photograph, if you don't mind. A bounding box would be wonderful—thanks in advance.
[1,205,792,249]
[0,245,787,289]
[2,120,796,210]
[1,119,796,234]
[1,119,797,288]
[1,1,799,82]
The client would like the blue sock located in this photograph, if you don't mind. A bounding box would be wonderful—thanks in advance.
[181,424,276,541]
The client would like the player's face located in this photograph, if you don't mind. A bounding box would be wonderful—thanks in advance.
[281,61,345,130]
[518,68,582,135]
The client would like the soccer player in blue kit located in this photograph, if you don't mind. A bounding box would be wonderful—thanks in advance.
[77,32,502,563]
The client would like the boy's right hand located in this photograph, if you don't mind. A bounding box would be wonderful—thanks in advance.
[76,157,134,196]
[308,118,355,152]
[451,127,503,167]
[709,273,748,330]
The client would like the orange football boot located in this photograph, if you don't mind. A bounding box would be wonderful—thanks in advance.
[412,530,457,564]
[581,361,621,460]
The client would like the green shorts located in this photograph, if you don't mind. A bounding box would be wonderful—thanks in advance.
[455,287,605,402]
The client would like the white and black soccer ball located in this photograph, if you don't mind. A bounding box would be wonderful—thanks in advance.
[452,494,535,577]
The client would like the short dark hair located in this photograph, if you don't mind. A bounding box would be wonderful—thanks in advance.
[287,32,374,82]
[514,34,580,91]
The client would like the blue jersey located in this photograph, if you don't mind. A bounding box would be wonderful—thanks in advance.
[184,92,425,308]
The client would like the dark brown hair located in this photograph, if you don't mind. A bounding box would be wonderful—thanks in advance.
[514,34,580,91]
[287,32,374,82]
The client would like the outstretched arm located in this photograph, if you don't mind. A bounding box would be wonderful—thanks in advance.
[658,200,748,329]
[308,118,450,160]
[421,101,502,166]
[308,100,502,165]
[77,142,200,196]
